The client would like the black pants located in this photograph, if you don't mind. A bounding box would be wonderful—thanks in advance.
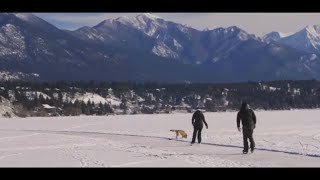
[243,128,255,151]
[191,126,203,144]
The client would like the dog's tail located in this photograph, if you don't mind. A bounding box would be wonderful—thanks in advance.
[169,129,176,132]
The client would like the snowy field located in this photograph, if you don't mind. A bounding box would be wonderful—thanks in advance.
[0,109,320,167]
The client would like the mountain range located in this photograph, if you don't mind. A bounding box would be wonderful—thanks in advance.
[1,13,320,82]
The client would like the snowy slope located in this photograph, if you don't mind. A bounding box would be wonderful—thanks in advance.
[275,25,320,53]
[0,96,14,117]
[71,93,107,104]
[106,97,121,106]
[116,13,163,37]
[0,109,320,167]
[0,71,39,81]
[91,15,257,61]
[0,71,20,81]
[53,92,121,106]
[24,91,51,100]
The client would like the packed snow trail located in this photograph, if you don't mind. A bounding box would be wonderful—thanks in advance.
[0,109,320,167]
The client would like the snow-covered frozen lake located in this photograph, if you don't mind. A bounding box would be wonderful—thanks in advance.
[0,109,320,167]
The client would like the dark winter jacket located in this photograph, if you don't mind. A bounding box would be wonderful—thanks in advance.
[237,103,256,130]
[192,110,208,129]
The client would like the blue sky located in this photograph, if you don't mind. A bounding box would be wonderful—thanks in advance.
[34,13,320,37]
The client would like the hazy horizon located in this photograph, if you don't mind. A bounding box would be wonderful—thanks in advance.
[33,13,320,37]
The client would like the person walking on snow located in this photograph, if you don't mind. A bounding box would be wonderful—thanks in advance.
[191,110,208,144]
[237,102,256,154]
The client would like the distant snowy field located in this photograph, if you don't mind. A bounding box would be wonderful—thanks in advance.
[0,109,320,167]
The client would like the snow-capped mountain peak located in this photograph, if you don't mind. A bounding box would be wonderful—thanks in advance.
[228,26,253,40]
[263,31,293,43]
[13,13,34,22]
[115,16,132,23]
[10,13,60,32]
[13,13,46,25]
[278,32,294,38]
[115,13,162,25]
[275,25,320,53]
[113,13,166,37]
[210,26,254,41]
[305,25,320,34]
[137,13,161,20]
[3,13,320,82]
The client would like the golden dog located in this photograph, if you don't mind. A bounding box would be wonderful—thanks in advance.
[170,129,187,139]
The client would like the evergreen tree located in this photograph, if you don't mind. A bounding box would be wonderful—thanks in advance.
[104,103,113,114]
[99,102,105,115]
